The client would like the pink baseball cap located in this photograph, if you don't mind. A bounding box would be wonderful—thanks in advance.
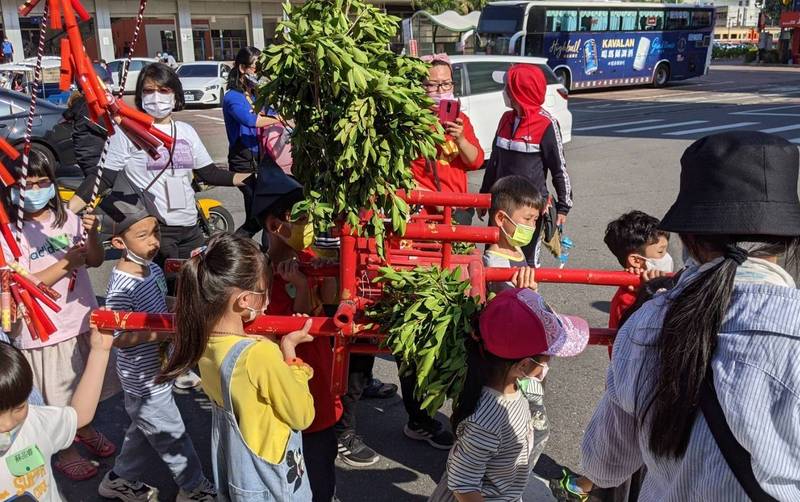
[479,289,589,359]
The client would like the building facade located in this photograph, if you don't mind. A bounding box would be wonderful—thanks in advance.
[0,0,409,63]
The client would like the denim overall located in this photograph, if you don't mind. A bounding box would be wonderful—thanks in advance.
[211,339,312,501]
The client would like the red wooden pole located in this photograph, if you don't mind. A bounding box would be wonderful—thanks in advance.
[402,222,499,244]
[485,267,643,288]
[399,190,492,209]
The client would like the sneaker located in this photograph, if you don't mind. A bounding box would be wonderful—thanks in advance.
[337,432,380,467]
[98,471,159,502]
[177,478,217,502]
[404,419,454,450]
[548,469,589,502]
[173,370,202,390]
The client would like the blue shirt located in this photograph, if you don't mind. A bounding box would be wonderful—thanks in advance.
[222,89,259,155]
[2,41,11,55]
[581,261,800,500]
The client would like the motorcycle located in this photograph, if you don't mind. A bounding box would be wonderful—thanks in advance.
[57,176,235,241]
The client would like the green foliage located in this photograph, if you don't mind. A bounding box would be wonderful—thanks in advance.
[412,0,487,15]
[366,266,481,416]
[452,242,476,255]
[712,45,756,59]
[257,0,444,253]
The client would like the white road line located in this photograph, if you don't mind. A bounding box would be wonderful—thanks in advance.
[759,124,800,134]
[196,114,225,122]
[731,104,800,115]
[664,122,759,136]
[573,119,662,131]
[616,120,708,133]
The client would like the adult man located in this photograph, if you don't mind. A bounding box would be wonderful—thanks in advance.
[2,38,13,63]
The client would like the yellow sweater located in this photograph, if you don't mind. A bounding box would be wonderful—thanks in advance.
[199,335,315,463]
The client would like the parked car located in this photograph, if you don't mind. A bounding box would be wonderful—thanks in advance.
[106,57,158,94]
[0,88,79,177]
[448,55,572,159]
[176,62,231,106]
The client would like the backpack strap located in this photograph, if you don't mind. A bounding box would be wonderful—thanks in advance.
[699,368,778,502]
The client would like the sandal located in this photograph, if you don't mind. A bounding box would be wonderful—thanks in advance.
[75,431,116,458]
[362,378,398,399]
[54,457,98,481]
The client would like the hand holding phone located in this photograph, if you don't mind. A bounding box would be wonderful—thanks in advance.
[437,99,460,125]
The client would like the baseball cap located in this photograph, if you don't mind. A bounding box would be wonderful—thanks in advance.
[479,288,589,358]
[95,192,153,236]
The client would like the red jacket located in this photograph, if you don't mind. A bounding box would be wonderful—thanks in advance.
[267,250,343,434]
[607,286,637,358]
[410,112,484,193]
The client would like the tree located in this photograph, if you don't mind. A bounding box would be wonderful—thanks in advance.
[412,0,487,15]
[258,0,443,252]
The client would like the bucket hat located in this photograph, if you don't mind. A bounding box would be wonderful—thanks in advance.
[479,288,589,359]
[95,191,153,236]
[660,131,800,235]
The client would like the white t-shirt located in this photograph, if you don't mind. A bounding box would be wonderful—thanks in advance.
[0,406,77,502]
[104,120,213,227]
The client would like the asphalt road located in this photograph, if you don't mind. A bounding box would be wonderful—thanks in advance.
[61,64,800,501]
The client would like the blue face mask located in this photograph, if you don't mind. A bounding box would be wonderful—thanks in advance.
[11,185,55,213]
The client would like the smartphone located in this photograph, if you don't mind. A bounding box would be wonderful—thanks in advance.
[438,99,460,125]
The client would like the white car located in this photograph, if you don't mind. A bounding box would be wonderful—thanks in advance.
[448,55,572,159]
[176,62,230,107]
[106,58,158,94]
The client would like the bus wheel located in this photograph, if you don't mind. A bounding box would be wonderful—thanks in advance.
[555,69,571,90]
[653,63,670,88]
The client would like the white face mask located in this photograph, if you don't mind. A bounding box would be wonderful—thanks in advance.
[645,253,674,273]
[429,91,454,105]
[142,92,175,119]
[0,422,23,456]
[124,245,152,267]
[237,291,267,323]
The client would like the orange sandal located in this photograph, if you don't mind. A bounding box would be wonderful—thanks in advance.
[75,431,116,458]
[54,457,98,481]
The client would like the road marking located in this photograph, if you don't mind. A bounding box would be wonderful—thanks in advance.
[759,124,800,134]
[731,104,800,115]
[573,119,662,131]
[616,120,707,133]
[664,122,759,136]
[196,114,225,122]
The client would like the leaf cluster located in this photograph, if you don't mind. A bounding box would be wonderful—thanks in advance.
[257,0,444,252]
[366,266,481,416]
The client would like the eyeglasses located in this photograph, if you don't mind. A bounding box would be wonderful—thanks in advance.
[422,81,454,91]
[16,179,52,190]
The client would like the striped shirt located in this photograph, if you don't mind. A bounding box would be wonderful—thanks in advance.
[105,263,171,397]
[446,387,533,501]
[581,259,800,501]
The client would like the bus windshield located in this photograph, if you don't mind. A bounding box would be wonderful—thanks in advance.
[477,5,525,33]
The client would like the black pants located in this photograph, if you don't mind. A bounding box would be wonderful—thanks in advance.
[302,427,337,502]
[334,353,375,435]
[521,214,545,267]
[155,223,206,293]
[396,358,430,425]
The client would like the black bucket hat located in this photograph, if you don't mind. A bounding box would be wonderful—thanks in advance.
[249,158,303,220]
[660,131,800,236]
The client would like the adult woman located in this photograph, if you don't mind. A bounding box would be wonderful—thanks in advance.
[223,46,280,238]
[410,53,483,225]
[68,63,251,264]
[581,131,800,500]
[63,92,107,178]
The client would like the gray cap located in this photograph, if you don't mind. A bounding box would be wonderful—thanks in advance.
[95,192,153,236]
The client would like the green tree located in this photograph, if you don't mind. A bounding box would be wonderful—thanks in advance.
[412,0,487,15]
[257,0,443,252]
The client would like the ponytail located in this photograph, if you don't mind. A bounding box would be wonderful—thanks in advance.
[643,234,799,458]
[157,233,269,383]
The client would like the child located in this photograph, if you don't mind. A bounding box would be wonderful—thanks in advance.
[484,175,545,294]
[429,288,588,502]
[250,165,343,501]
[0,332,113,502]
[0,150,118,481]
[603,211,673,330]
[479,64,573,267]
[158,233,316,501]
[94,193,215,502]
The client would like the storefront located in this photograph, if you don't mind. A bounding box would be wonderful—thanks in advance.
[780,11,800,63]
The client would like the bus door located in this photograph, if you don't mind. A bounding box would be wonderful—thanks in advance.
[524,6,546,57]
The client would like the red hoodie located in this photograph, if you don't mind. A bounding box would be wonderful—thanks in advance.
[479,64,573,215]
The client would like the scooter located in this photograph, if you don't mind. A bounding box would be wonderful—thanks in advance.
[57,176,235,240]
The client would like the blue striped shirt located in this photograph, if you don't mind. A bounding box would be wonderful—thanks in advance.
[105,263,171,397]
[581,262,800,501]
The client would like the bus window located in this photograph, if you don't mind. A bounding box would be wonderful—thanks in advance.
[666,10,690,30]
[609,10,637,31]
[546,10,578,32]
[691,10,713,29]
[526,6,546,33]
[579,10,609,32]
[477,5,525,34]
[638,10,664,31]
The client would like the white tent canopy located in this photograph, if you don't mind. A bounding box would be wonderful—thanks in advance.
[411,10,481,33]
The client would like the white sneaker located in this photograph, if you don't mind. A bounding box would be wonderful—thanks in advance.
[173,370,202,390]
[177,478,217,502]
[98,471,158,502]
